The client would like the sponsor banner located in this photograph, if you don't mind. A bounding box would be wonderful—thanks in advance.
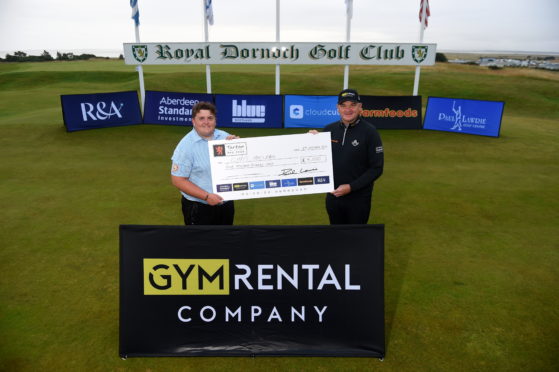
[143,91,213,126]
[423,97,505,137]
[123,42,436,66]
[361,95,423,129]
[120,224,384,358]
[60,91,142,132]
[284,95,339,128]
[215,94,283,128]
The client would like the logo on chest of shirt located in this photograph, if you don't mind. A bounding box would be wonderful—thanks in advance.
[351,139,359,147]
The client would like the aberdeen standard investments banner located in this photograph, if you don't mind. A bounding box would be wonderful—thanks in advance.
[120,225,385,358]
[423,97,505,137]
[215,94,283,128]
[61,91,142,132]
[143,91,213,126]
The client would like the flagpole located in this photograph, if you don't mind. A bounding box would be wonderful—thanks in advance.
[131,0,145,113]
[413,0,428,96]
[203,0,212,94]
[343,0,352,89]
[275,0,280,95]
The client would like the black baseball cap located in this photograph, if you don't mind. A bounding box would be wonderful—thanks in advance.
[338,89,361,104]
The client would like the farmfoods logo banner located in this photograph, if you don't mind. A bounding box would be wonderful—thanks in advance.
[123,42,436,65]
[361,95,423,129]
[143,91,212,126]
[423,97,505,137]
[120,225,385,358]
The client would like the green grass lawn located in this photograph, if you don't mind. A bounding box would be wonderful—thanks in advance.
[0,60,558,371]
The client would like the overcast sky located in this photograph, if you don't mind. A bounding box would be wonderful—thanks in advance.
[0,0,558,57]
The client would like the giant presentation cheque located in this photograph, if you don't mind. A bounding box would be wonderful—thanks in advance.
[209,133,334,200]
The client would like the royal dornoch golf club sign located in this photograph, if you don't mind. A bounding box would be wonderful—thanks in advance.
[123,42,436,65]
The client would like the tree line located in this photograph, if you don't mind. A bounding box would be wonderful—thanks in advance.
[0,50,117,62]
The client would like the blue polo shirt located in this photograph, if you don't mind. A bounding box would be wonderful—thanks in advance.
[171,128,230,203]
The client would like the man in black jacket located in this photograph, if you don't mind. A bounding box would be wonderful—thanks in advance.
[316,89,384,224]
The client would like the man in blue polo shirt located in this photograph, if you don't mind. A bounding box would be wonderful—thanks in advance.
[171,101,238,225]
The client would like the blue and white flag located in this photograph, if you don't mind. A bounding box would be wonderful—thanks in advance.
[130,0,140,26]
[205,0,214,25]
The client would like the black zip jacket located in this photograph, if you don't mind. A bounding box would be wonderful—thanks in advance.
[323,118,384,198]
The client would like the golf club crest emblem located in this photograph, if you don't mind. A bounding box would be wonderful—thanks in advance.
[411,45,428,63]
[132,45,148,63]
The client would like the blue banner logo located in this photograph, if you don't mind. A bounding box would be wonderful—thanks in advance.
[266,180,281,188]
[144,91,213,126]
[281,179,297,187]
[284,95,339,128]
[61,91,142,132]
[249,181,266,190]
[314,176,330,184]
[217,184,232,192]
[424,97,505,137]
[215,94,282,128]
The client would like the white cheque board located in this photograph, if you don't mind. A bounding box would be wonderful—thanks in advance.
[209,133,334,201]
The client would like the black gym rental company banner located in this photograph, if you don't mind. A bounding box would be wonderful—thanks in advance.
[120,224,385,358]
[361,95,423,129]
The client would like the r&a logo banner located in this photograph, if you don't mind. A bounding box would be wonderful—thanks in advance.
[60,91,142,132]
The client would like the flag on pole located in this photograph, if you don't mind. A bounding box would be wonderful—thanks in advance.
[130,0,140,26]
[205,0,214,25]
[345,0,353,20]
[419,0,430,27]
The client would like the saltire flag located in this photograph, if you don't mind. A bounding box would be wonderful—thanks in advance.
[345,0,353,20]
[205,0,214,25]
[419,0,430,27]
[130,0,140,26]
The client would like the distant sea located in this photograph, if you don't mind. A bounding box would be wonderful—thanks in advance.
[440,50,559,56]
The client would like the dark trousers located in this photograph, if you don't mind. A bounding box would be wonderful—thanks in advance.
[325,193,372,224]
[181,197,235,225]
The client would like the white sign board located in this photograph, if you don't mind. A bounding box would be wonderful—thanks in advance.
[209,133,334,201]
[124,42,436,66]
